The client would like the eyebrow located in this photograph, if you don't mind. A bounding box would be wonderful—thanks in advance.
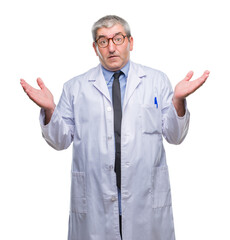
[96,32,123,40]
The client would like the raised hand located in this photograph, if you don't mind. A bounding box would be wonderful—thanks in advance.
[172,70,210,116]
[20,78,56,124]
[173,70,210,100]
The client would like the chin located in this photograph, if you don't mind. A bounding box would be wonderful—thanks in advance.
[106,63,123,72]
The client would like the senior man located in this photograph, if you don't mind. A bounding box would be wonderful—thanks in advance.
[21,15,210,240]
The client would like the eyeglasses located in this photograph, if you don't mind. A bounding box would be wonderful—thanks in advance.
[95,33,127,48]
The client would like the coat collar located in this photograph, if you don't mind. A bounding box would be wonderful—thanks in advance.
[89,62,146,105]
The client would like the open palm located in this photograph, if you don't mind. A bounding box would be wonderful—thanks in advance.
[20,78,55,111]
[174,70,210,101]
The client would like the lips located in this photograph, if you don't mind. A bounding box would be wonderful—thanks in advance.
[108,55,119,59]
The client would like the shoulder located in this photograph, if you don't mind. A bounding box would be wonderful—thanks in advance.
[130,61,170,84]
[63,65,100,91]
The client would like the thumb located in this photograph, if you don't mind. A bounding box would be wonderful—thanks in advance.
[37,77,45,90]
[184,71,194,81]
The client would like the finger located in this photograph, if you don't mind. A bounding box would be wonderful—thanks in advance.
[20,78,26,88]
[22,84,43,105]
[203,70,210,79]
[37,77,45,90]
[190,71,210,93]
[20,79,40,99]
[184,71,194,81]
[198,70,210,84]
[20,79,33,92]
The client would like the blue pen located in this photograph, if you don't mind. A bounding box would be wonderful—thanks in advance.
[154,97,158,108]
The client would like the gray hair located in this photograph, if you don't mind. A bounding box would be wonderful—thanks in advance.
[92,15,131,41]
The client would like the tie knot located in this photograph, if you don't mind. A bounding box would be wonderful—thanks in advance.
[113,71,123,80]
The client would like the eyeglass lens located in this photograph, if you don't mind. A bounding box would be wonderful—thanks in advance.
[97,34,125,47]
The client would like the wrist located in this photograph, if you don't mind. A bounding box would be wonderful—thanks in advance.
[172,97,184,106]
[44,104,56,125]
[172,97,185,117]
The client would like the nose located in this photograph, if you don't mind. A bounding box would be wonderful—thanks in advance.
[108,38,116,53]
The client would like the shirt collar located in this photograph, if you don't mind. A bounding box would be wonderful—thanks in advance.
[101,61,130,84]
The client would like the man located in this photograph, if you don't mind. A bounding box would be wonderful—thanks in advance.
[20,15,210,240]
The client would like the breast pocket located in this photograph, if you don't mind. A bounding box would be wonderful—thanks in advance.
[70,171,87,213]
[150,166,172,209]
[141,104,162,134]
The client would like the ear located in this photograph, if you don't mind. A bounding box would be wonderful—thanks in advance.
[93,42,98,56]
[129,36,134,51]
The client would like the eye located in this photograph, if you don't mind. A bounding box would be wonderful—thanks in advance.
[114,35,123,44]
[98,38,108,46]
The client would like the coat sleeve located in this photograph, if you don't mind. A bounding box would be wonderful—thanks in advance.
[160,73,190,145]
[39,83,75,150]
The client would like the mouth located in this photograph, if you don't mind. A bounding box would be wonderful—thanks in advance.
[108,55,119,59]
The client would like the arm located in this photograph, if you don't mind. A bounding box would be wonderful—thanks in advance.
[20,78,55,124]
[172,70,210,116]
[161,70,210,144]
[21,78,75,150]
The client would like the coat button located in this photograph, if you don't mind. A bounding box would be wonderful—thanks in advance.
[125,162,130,167]
[107,106,112,112]
[109,165,114,170]
[111,195,117,201]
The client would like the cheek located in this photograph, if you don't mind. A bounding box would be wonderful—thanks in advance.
[121,44,131,57]
[96,46,104,60]
[122,42,131,53]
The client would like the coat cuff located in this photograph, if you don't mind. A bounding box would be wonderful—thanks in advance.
[39,107,58,129]
[163,100,190,145]
[171,99,189,120]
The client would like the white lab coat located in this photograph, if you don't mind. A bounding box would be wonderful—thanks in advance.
[40,62,190,240]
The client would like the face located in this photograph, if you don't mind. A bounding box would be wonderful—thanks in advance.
[93,24,133,72]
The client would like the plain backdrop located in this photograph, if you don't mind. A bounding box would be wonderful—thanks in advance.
[1,0,229,239]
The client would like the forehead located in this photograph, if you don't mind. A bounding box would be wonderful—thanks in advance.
[96,24,125,38]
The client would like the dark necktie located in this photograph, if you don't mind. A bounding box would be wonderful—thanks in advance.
[112,71,123,189]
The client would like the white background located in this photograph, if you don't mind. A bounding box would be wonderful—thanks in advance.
[1,0,229,239]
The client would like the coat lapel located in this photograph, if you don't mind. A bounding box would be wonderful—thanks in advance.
[90,65,111,103]
[123,62,146,110]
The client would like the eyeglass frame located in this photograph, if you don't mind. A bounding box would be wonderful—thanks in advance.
[95,33,128,48]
